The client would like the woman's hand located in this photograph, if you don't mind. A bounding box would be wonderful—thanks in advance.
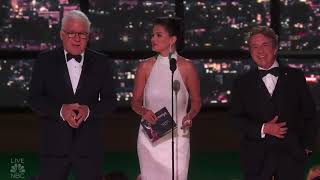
[181,114,192,129]
[142,109,158,124]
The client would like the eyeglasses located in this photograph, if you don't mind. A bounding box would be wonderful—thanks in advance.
[63,30,89,39]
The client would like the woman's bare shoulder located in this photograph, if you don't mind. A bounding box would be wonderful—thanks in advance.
[178,56,195,69]
[138,57,156,70]
[138,57,157,69]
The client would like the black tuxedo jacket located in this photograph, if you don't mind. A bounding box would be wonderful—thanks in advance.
[231,64,317,174]
[28,48,114,157]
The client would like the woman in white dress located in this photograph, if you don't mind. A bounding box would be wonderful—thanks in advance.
[131,17,201,180]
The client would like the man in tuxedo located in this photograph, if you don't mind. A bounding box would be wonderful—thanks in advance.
[28,10,114,180]
[231,26,318,180]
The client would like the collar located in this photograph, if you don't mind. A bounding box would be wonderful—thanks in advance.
[258,60,279,70]
[157,52,178,65]
[64,50,84,64]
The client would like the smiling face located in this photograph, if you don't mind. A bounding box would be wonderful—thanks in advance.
[249,33,278,69]
[151,24,176,56]
[60,18,89,55]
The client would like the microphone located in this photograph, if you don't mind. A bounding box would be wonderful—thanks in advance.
[170,57,177,72]
[168,53,176,180]
[173,80,180,94]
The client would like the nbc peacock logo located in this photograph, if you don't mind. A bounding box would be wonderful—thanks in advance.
[10,158,25,179]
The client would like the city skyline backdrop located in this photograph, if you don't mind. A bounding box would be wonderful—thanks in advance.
[1,0,320,51]
[0,0,320,108]
[0,57,319,108]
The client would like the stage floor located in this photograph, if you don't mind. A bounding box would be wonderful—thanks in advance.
[1,152,319,180]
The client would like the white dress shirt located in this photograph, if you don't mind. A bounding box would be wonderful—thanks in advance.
[259,61,279,138]
[60,50,89,121]
[64,51,84,94]
[260,61,279,96]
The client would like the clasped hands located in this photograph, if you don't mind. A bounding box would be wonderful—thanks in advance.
[61,103,89,128]
[142,109,192,129]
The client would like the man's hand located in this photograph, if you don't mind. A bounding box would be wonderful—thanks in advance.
[61,103,80,128]
[75,104,90,124]
[263,116,288,138]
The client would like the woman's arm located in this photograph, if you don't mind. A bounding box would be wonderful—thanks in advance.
[131,60,157,123]
[184,60,202,120]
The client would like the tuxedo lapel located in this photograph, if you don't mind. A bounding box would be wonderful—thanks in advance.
[75,50,94,96]
[252,69,279,123]
[270,67,288,110]
[270,66,286,99]
[56,49,75,97]
[253,69,272,100]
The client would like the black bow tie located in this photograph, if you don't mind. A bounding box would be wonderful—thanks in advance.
[259,67,280,77]
[66,53,82,63]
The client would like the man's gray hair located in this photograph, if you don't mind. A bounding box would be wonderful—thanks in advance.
[61,10,91,32]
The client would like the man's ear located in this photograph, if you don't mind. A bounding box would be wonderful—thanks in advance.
[272,43,278,55]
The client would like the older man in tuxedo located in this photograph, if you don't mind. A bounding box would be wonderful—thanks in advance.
[231,26,318,180]
[29,10,114,180]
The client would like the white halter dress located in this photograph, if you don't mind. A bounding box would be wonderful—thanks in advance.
[137,53,190,180]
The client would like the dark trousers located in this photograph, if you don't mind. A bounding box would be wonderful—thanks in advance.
[244,151,305,180]
[39,154,103,180]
